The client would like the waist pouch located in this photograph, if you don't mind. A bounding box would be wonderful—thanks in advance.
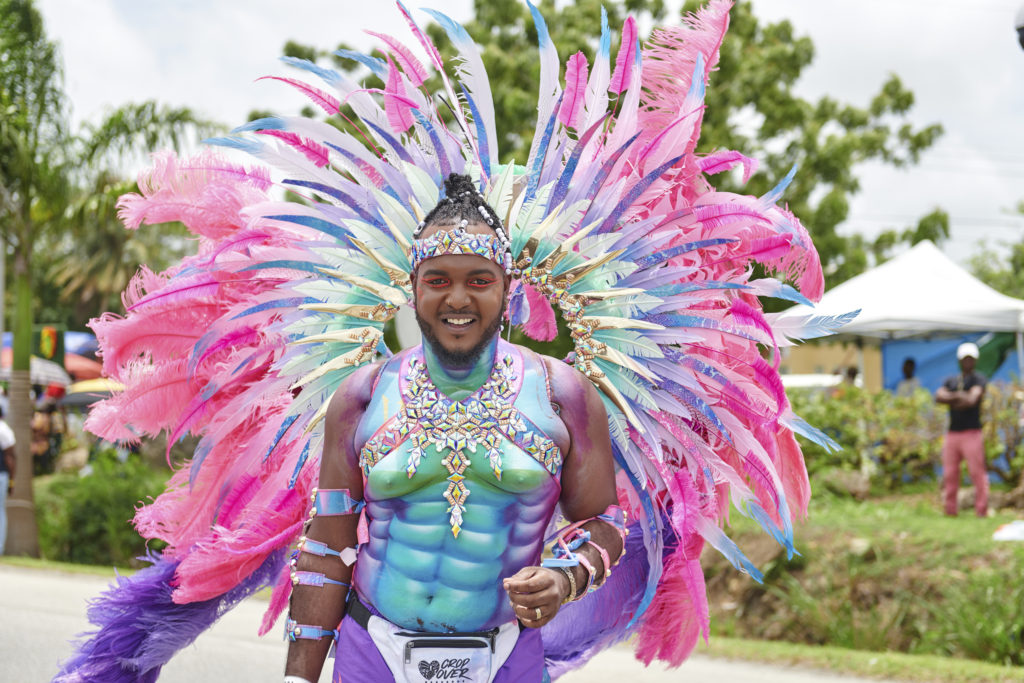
[348,596,519,683]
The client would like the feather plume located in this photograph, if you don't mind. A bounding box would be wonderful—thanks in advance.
[364,30,429,86]
[522,283,558,342]
[559,52,589,130]
[609,17,638,95]
[256,76,340,115]
[383,56,416,133]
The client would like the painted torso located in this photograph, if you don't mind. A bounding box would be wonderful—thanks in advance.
[352,340,568,631]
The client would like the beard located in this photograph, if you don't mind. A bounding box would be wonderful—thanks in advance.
[415,300,506,369]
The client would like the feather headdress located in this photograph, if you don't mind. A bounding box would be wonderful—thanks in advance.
[57,2,844,681]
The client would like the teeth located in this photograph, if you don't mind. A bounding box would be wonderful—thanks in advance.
[446,318,472,325]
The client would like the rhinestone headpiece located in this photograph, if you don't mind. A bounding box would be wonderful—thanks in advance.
[411,224,513,273]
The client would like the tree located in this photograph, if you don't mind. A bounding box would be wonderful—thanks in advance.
[385,0,943,289]
[0,0,70,555]
[0,0,213,555]
[683,1,943,289]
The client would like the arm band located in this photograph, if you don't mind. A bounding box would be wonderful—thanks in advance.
[291,570,351,588]
[308,487,365,517]
[297,536,359,566]
[284,617,338,642]
[283,677,314,683]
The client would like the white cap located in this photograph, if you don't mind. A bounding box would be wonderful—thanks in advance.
[956,342,979,360]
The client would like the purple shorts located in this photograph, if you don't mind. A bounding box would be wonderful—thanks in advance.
[331,606,548,682]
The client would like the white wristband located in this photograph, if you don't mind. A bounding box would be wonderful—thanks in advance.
[283,677,314,683]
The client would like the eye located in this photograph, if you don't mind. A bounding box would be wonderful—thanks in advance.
[469,277,497,288]
[425,277,450,288]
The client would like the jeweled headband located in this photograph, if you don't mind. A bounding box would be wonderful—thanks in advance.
[411,226,514,273]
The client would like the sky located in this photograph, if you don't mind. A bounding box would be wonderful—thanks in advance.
[35,0,1024,269]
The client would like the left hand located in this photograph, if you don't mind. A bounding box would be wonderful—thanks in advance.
[503,566,568,629]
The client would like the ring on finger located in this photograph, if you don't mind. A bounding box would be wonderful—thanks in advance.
[534,607,542,620]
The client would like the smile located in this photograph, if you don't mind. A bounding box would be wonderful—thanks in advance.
[442,316,475,328]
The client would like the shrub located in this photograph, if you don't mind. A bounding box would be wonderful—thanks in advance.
[36,449,169,566]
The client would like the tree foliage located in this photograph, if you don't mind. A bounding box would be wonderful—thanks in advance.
[682,1,944,288]
[290,0,944,290]
[0,0,213,554]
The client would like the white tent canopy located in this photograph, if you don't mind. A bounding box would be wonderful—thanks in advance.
[777,240,1024,379]
[779,240,1024,338]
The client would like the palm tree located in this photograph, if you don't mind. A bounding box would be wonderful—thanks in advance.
[0,0,217,554]
[0,0,71,555]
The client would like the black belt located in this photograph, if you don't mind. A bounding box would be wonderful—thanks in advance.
[344,594,510,642]
[345,592,375,630]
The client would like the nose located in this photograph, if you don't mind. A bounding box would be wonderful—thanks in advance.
[445,283,472,309]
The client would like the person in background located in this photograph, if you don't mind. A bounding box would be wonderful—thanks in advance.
[935,342,988,517]
[895,357,921,397]
[0,404,16,555]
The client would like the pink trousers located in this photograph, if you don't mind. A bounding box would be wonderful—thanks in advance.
[942,429,988,516]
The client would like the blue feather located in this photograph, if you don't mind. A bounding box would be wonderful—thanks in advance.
[231,117,286,134]
[578,131,642,205]
[264,213,352,243]
[548,113,611,211]
[596,154,685,234]
[411,109,450,179]
[263,414,300,462]
[333,49,387,78]
[645,313,760,342]
[775,309,860,341]
[281,179,380,229]
[460,84,492,179]
[363,121,415,164]
[787,414,841,452]
[524,92,564,204]
[599,6,610,58]
[238,259,323,274]
[633,238,735,269]
[761,163,798,206]
[288,440,312,488]
[204,136,263,154]
[526,0,552,50]
[230,297,319,321]
[279,55,342,86]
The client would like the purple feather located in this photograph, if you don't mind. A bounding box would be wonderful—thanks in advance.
[54,551,284,683]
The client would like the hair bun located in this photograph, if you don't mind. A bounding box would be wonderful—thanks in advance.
[442,173,476,198]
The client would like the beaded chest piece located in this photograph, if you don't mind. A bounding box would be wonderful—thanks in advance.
[359,344,562,538]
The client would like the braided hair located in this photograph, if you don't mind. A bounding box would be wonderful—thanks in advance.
[414,174,509,249]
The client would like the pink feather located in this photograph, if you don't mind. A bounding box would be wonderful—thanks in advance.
[699,150,757,182]
[395,2,444,71]
[260,563,294,636]
[559,52,589,130]
[635,548,708,666]
[522,283,557,341]
[255,130,330,168]
[84,358,195,442]
[384,56,415,133]
[365,30,430,86]
[608,17,638,95]
[257,76,340,115]
[776,427,810,518]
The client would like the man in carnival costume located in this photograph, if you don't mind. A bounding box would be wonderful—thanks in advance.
[285,173,626,682]
[56,2,841,682]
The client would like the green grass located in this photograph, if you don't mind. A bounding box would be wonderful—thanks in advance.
[699,637,1024,682]
[707,488,1024,667]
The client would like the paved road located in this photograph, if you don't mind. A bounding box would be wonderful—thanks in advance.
[2,564,894,682]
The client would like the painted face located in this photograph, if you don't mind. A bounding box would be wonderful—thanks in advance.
[413,222,509,367]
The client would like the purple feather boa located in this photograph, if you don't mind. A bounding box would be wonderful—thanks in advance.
[53,550,285,683]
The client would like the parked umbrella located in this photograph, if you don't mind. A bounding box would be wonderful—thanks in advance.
[59,378,123,408]
[65,352,103,381]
